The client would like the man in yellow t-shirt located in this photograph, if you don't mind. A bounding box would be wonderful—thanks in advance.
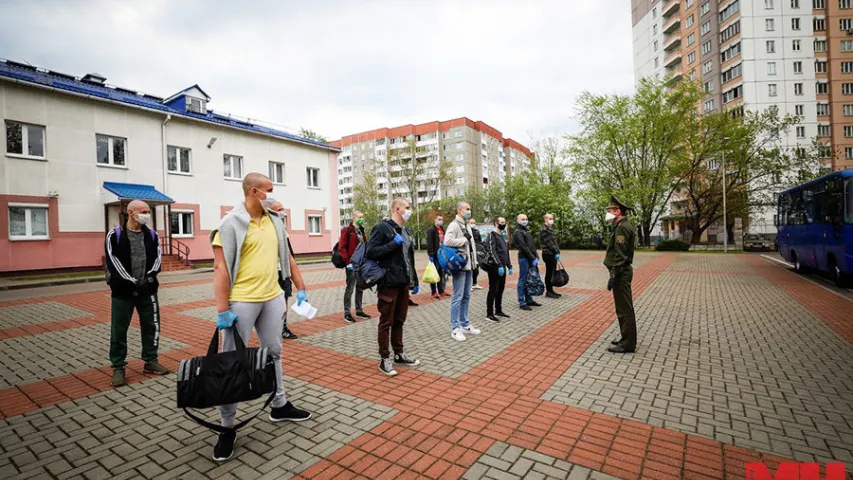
[209,173,310,463]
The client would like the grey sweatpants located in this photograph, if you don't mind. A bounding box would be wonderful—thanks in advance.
[219,294,287,426]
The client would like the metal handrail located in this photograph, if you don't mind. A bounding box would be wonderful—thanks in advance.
[160,236,191,265]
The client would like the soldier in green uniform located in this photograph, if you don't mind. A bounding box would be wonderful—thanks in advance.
[603,195,637,353]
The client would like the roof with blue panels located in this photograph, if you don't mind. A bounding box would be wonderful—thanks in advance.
[103,182,174,203]
[0,59,337,151]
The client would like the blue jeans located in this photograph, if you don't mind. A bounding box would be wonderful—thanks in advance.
[517,257,533,306]
[450,270,473,330]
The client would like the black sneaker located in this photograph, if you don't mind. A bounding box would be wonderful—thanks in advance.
[529,301,542,307]
[269,401,312,422]
[355,310,371,319]
[380,357,398,376]
[393,353,421,366]
[212,429,236,462]
[485,315,500,323]
[545,292,560,299]
[519,305,532,311]
[282,327,298,340]
[408,299,418,307]
[344,313,356,323]
[496,312,510,318]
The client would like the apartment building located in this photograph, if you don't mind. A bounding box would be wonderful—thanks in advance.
[329,118,534,226]
[0,59,338,273]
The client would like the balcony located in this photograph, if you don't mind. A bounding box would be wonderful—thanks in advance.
[664,34,682,52]
[662,0,680,18]
[667,69,684,84]
[663,16,681,34]
[664,50,683,68]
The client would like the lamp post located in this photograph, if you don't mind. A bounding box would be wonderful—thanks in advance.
[721,137,729,254]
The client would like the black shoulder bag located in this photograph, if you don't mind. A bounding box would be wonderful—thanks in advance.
[177,328,277,432]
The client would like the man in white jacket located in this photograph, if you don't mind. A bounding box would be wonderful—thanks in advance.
[444,201,482,341]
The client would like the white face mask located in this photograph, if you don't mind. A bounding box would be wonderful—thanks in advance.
[547,219,554,226]
[605,212,617,222]
[258,190,276,209]
[135,213,150,226]
[402,209,413,222]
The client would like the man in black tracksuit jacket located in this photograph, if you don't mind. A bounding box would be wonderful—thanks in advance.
[512,214,541,309]
[540,214,561,298]
[104,200,169,387]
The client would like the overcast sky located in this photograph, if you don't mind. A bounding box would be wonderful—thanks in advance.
[0,0,634,145]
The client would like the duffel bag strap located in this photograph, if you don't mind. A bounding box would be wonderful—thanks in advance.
[182,388,276,433]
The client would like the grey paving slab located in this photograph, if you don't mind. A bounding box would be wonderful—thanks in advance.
[156,284,217,306]
[0,302,94,329]
[0,325,185,389]
[464,442,619,480]
[299,290,587,378]
[666,254,757,272]
[542,270,853,465]
[0,376,397,479]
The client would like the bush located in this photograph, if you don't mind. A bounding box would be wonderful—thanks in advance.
[655,239,690,251]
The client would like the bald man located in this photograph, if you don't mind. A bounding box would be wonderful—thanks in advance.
[105,199,169,388]
[209,173,311,462]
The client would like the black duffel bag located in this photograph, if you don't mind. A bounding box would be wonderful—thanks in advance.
[551,261,570,288]
[177,327,277,432]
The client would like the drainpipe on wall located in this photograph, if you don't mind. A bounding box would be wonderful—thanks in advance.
[161,114,172,254]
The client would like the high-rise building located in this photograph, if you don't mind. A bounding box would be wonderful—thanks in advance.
[632,0,853,172]
[329,118,534,226]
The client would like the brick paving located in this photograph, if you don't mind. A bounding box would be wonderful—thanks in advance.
[0,251,851,479]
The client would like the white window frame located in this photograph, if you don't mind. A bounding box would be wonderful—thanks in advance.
[817,103,830,115]
[793,61,803,74]
[766,0,774,7]
[794,83,804,95]
[844,104,853,116]
[843,0,853,9]
[171,210,194,238]
[8,203,49,241]
[167,145,191,175]
[5,120,46,160]
[223,154,243,180]
[842,39,853,52]
[845,125,853,137]
[792,0,800,7]
[766,19,775,31]
[769,84,778,97]
[454,130,463,138]
[796,126,806,138]
[766,40,776,53]
[818,124,831,136]
[269,161,286,185]
[96,134,127,168]
[701,21,711,35]
[795,104,804,115]
[792,18,801,30]
[307,167,320,188]
[767,62,777,75]
[842,18,853,31]
[308,215,323,236]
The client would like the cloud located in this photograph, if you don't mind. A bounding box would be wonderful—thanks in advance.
[0,0,634,144]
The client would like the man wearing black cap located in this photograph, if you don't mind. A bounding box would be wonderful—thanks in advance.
[603,195,637,353]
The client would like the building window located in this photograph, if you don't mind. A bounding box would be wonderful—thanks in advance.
[814,0,826,7]
[308,215,322,235]
[766,0,774,7]
[816,60,828,73]
[454,130,463,138]
[795,104,804,115]
[223,154,242,179]
[766,19,775,31]
[843,0,853,8]
[814,18,826,31]
[655,57,660,68]
[703,60,713,74]
[704,99,715,112]
[845,126,853,137]
[8,205,48,240]
[687,33,696,46]
[793,61,803,74]
[652,6,657,18]
[654,40,659,51]
[721,63,743,83]
[818,125,831,136]
[171,211,193,237]
[723,85,743,103]
[653,24,658,35]
[5,121,45,159]
[843,61,853,73]
[794,83,804,95]
[769,84,778,96]
[768,62,777,75]
[792,18,801,30]
[792,39,801,51]
[96,134,126,167]
[167,146,191,174]
[791,0,800,7]
[721,42,742,62]
[687,15,695,27]
[766,40,776,53]
[720,1,739,23]
[843,82,853,94]
[307,167,320,187]
[688,51,696,64]
[796,126,806,138]
[842,39,853,51]
[720,20,741,43]
[818,82,830,94]
[686,0,694,7]
[269,161,285,184]
[817,103,830,115]
[844,104,853,115]
[690,70,697,80]
[815,39,827,52]
[847,147,853,159]
[841,18,853,30]
[701,21,711,35]
[702,41,712,55]
[704,80,715,92]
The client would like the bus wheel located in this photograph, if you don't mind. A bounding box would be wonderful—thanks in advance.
[829,259,848,288]
[793,253,807,274]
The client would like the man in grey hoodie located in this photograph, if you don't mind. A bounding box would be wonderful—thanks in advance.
[209,173,312,462]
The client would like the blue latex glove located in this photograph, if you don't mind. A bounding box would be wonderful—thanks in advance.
[394,234,404,245]
[346,264,353,270]
[498,267,505,277]
[509,268,514,276]
[296,290,307,306]
[412,286,419,295]
[216,310,238,330]
[555,254,561,261]
[532,258,539,267]
[429,256,435,263]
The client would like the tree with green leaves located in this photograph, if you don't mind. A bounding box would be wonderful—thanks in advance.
[299,128,328,143]
[567,78,699,246]
[352,158,386,234]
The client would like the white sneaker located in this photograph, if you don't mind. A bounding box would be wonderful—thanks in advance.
[472,284,483,290]
[462,325,481,335]
[451,328,467,342]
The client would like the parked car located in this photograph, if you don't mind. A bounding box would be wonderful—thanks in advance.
[744,233,774,251]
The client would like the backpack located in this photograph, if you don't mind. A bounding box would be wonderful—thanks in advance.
[476,235,498,273]
[331,241,346,268]
[526,267,545,296]
[351,224,396,289]
[437,244,467,275]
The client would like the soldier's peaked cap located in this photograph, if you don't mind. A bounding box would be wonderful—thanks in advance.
[606,195,632,212]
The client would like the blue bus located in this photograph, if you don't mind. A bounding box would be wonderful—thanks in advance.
[776,168,853,286]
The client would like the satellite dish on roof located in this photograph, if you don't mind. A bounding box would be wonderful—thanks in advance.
[82,73,106,84]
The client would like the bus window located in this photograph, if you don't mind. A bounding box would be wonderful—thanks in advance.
[789,191,803,225]
[846,178,853,224]
[778,194,789,226]
[803,188,815,224]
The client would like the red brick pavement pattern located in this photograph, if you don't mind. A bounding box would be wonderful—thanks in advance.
[2,252,843,480]
[743,255,853,343]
